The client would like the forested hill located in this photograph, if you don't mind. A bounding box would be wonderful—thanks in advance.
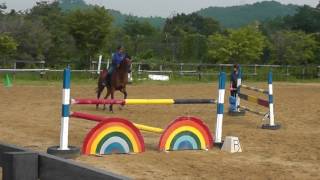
[108,9,165,29]
[196,1,299,28]
[109,1,299,28]
[59,0,299,28]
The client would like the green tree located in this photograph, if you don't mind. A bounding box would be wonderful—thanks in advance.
[67,6,113,68]
[163,13,220,36]
[123,17,156,55]
[123,18,155,37]
[0,33,18,65]
[0,11,53,62]
[27,1,77,67]
[269,31,319,65]
[284,5,320,33]
[18,20,53,61]
[180,33,207,62]
[317,1,320,9]
[207,26,266,64]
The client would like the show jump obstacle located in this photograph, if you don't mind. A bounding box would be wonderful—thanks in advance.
[48,68,227,157]
[229,66,280,130]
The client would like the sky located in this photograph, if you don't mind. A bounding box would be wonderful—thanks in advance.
[2,0,319,17]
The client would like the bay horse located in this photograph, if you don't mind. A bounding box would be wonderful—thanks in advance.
[96,57,132,112]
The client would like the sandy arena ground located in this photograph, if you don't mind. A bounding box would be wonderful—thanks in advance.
[0,81,320,179]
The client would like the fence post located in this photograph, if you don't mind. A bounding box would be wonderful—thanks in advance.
[13,61,16,80]
[197,64,202,81]
[40,60,46,78]
[97,55,102,75]
[254,64,257,76]
[137,63,141,74]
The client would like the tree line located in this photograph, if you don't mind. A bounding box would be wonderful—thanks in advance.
[0,0,319,69]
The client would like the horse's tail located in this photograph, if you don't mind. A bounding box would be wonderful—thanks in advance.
[96,69,108,94]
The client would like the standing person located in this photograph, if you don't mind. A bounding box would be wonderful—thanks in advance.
[229,64,239,112]
[230,64,239,97]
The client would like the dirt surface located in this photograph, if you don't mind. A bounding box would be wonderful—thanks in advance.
[1,82,320,179]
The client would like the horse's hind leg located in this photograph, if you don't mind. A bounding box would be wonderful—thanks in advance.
[119,88,127,110]
[103,88,111,111]
[123,87,128,99]
[96,85,104,110]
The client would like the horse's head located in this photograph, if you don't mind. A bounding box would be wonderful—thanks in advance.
[120,54,132,73]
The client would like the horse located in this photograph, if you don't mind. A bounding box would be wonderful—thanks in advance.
[96,57,132,112]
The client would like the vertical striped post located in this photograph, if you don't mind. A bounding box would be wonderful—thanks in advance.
[262,71,280,129]
[60,68,71,150]
[107,59,110,69]
[236,66,242,111]
[215,72,226,144]
[268,71,275,126]
[97,55,102,74]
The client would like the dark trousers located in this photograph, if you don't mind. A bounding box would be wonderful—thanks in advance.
[231,90,237,97]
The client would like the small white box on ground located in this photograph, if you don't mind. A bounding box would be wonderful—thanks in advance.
[221,136,242,153]
[148,74,169,81]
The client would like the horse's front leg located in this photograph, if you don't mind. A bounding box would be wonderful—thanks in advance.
[109,88,115,112]
[103,88,111,110]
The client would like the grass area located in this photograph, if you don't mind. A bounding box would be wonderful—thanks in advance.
[1,71,319,87]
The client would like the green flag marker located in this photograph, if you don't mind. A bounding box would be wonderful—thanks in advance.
[4,74,12,87]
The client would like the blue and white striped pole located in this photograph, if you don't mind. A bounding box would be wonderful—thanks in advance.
[236,66,242,111]
[215,72,226,144]
[262,71,280,129]
[60,68,71,150]
[268,71,275,126]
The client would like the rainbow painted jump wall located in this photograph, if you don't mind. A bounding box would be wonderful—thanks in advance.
[232,66,280,130]
[51,67,227,156]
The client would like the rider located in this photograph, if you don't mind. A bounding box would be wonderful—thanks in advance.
[104,45,125,86]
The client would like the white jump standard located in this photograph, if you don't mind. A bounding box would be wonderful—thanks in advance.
[47,68,80,158]
[229,66,280,130]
